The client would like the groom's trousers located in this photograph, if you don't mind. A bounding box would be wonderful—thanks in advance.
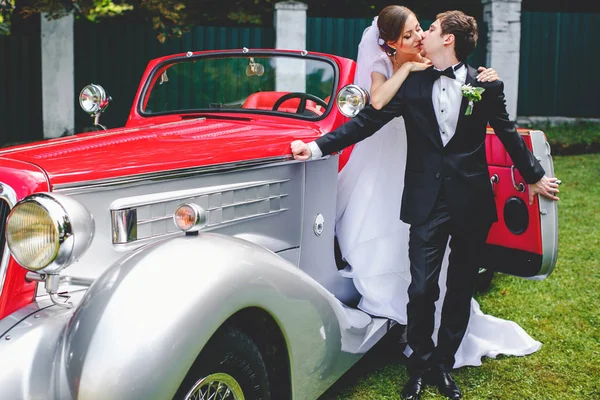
[406,187,492,374]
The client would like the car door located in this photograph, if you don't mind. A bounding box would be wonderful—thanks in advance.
[484,128,558,280]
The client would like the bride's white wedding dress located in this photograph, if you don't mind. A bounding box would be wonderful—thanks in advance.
[335,18,541,368]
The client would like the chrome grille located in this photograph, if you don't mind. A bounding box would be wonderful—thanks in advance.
[111,179,289,248]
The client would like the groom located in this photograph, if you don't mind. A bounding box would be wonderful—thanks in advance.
[291,10,559,400]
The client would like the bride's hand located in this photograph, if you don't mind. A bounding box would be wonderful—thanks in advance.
[402,59,432,73]
[477,66,499,82]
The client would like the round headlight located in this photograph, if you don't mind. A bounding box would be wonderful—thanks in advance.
[173,203,207,232]
[6,193,95,273]
[336,84,370,118]
[7,201,59,270]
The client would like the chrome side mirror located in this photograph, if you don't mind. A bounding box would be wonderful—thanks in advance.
[79,84,112,130]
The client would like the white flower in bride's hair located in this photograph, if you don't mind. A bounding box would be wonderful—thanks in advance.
[460,84,485,116]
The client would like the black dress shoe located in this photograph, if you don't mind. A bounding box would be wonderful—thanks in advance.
[431,371,462,399]
[401,374,426,400]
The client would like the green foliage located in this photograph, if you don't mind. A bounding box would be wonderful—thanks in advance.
[17,0,188,42]
[87,0,133,21]
[0,0,15,34]
[320,154,600,400]
[537,121,600,155]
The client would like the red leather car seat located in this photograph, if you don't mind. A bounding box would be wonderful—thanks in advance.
[242,91,320,114]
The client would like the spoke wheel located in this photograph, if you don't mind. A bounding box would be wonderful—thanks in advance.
[184,373,245,400]
[174,327,271,400]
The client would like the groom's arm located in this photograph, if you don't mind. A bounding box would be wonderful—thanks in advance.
[485,81,545,183]
[312,95,405,157]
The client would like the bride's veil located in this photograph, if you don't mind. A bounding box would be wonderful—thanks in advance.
[336,17,390,222]
[354,17,387,91]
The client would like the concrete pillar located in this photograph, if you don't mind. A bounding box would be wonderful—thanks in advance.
[274,1,307,92]
[275,1,307,51]
[41,13,74,138]
[482,0,522,121]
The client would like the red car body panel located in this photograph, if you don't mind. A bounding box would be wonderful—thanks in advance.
[0,118,323,187]
[0,159,49,319]
[486,130,543,255]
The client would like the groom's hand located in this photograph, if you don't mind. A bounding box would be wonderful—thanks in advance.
[291,140,312,161]
[528,175,561,204]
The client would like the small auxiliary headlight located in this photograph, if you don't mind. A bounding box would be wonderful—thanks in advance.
[6,193,95,273]
[173,203,207,232]
[336,84,370,118]
[79,84,108,115]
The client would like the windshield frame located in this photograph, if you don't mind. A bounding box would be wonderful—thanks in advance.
[137,50,340,122]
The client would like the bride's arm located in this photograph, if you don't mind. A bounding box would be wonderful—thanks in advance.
[370,61,429,110]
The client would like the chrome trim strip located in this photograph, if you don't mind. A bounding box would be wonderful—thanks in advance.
[529,130,559,279]
[54,155,297,194]
[110,179,289,210]
[111,209,137,245]
[24,271,93,287]
[60,275,95,287]
[0,183,17,298]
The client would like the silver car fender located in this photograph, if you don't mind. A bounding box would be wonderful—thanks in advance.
[57,232,359,400]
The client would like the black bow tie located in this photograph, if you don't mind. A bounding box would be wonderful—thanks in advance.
[430,62,464,80]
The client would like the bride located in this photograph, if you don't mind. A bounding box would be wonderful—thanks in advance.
[335,5,541,368]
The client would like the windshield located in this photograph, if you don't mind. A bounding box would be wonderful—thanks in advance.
[142,54,337,119]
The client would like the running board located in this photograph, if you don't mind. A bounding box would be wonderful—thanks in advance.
[335,302,391,354]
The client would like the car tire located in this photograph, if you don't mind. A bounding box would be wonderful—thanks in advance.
[174,326,271,400]
[476,268,495,293]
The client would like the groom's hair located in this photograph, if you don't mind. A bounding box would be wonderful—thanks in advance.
[436,10,478,62]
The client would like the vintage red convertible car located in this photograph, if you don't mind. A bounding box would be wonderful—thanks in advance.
[0,49,557,399]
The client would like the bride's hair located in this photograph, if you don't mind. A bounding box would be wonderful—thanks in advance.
[377,5,415,57]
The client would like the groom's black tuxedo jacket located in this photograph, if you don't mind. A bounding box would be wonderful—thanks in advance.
[317,65,545,229]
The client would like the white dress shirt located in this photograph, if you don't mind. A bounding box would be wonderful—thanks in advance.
[307,61,468,159]
[432,62,467,146]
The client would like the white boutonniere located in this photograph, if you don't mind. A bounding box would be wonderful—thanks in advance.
[460,84,485,115]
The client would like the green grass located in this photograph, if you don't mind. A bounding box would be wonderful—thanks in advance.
[526,121,600,155]
[320,153,600,400]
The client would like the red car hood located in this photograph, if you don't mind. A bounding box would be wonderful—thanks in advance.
[0,117,322,188]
